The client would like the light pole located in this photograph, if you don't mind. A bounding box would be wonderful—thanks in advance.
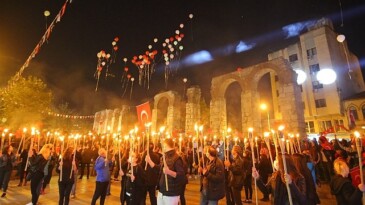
[260,103,271,132]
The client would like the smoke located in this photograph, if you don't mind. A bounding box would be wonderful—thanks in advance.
[282,20,316,38]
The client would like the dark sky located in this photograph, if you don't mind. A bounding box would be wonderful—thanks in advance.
[1,0,365,114]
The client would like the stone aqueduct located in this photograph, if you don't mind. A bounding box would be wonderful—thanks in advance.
[94,58,306,137]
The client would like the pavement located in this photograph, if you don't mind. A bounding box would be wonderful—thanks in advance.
[0,174,337,205]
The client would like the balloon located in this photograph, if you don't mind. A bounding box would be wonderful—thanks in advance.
[148,45,152,49]
[123,58,127,62]
[168,44,172,49]
[175,30,180,34]
[164,53,168,57]
[337,34,345,43]
[101,62,106,66]
[180,24,184,28]
[180,33,185,38]
[173,41,178,45]
[127,74,131,79]
[170,37,174,42]
[114,37,119,42]
[124,67,129,72]
[165,39,170,43]
[97,66,102,71]
[106,53,111,58]
[179,45,183,50]
[153,50,158,55]
[162,43,167,47]
[101,52,106,58]
[131,77,135,82]
[113,46,118,51]
[189,14,194,19]
[44,10,50,17]
[154,38,158,43]
[177,37,182,42]
[170,54,174,59]
[162,50,167,54]
[165,61,170,65]
[139,55,143,59]
[170,48,175,52]
[112,41,116,46]
[133,56,137,59]
[97,52,102,58]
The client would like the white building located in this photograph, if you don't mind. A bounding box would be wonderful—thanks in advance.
[268,18,365,135]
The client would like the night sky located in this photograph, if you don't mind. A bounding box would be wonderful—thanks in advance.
[1,0,365,115]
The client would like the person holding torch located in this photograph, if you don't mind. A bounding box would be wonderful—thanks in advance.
[145,138,185,205]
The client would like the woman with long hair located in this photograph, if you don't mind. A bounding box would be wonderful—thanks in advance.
[26,143,53,205]
[121,151,146,205]
[253,154,307,205]
[57,146,77,205]
[330,159,365,205]
[0,145,16,197]
[292,153,320,205]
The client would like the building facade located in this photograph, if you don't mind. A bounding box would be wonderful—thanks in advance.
[268,18,365,135]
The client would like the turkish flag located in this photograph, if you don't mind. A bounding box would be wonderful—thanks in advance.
[136,101,151,127]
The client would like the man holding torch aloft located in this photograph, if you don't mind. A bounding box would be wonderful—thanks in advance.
[145,138,186,205]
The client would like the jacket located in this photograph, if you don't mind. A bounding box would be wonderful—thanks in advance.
[156,150,185,196]
[56,157,75,183]
[29,154,48,175]
[228,156,244,189]
[94,156,111,182]
[0,153,16,170]
[201,157,225,201]
[330,174,362,205]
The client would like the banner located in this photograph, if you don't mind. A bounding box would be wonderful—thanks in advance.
[136,102,151,127]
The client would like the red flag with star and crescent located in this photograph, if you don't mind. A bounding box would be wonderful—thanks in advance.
[136,102,151,127]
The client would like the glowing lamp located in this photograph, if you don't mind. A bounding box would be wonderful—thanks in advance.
[316,69,337,85]
[337,34,346,43]
[294,70,307,84]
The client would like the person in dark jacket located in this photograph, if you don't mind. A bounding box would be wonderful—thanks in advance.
[80,145,92,179]
[141,143,160,205]
[0,145,16,197]
[145,138,185,205]
[292,153,320,205]
[26,144,53,205]
[330,159,365,205]
[199,146,225,205]
[224,145,244,205]
[91,148,114,205]
[18,149,29,186]
[253,154,307,205]
[57,147,77,205]
[256,150,273,201]
[121,151,146,205]
[242,150,253,203]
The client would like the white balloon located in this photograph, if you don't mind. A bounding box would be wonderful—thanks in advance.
[101,53,106,57]
[337,34,346,43]
[170,54,174,59]
[180,24,184,29]
[175,30,180,34]
[139,55,143,59]
[148,45,152,49]
[165,61,170,65]
[170,48,174,52]
[106,53,111,58]
[154,38,158,43]
[131,77,135,82]
[316,68,337,84]
[179,46,183,50]
[123,58,127,62]
[112,41,116,46]
[168,44,172,48]
[164,53,168,57]
[97,53,102,58]
[173,41,178,45]
[162,43,167,47]
[189,14,194,19]
[165,39,170,43]
[101,62,106,66]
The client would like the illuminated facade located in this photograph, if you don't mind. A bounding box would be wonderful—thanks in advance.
[268,18,365,134]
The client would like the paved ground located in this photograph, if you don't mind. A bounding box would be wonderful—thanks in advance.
[0,175,336,205]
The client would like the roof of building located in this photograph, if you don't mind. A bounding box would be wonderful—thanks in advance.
[343,91,365,101]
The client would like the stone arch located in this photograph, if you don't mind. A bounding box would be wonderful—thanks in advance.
[151,91,181,133]
[210,57,305,136]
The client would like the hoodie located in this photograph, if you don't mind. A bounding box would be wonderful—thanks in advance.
[330,174,362,205]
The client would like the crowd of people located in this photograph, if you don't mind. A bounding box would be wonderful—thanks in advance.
[0,132,365,205]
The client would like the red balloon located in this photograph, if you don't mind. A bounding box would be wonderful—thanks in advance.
[133,56,137,59]
[127,74,131,79]
[170,37,174,42]
[113,46,118,51]
[162,50,167,54]
[114,37,119,42]
[124,67,129,72]
[97,66,102,71]
[145,51,149,55]
[175,35,180,39]
[180,34,184,38]
[153,50,158,55]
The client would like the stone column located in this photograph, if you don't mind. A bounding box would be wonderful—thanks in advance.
[210,97,226,135]
[278,83,306,136]
[185,87,201,134]
[151,108,158,133]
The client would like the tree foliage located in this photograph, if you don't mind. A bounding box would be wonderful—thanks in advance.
[0,76,53,129]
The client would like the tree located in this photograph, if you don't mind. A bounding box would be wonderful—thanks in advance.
[0,76,53,129]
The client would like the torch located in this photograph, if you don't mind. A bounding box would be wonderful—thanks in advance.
[354,131,365,205]
[59,136,65,182]
[278,125,293,205]
[248,127,258,205]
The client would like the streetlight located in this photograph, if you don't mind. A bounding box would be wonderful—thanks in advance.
[260,103,271,133]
